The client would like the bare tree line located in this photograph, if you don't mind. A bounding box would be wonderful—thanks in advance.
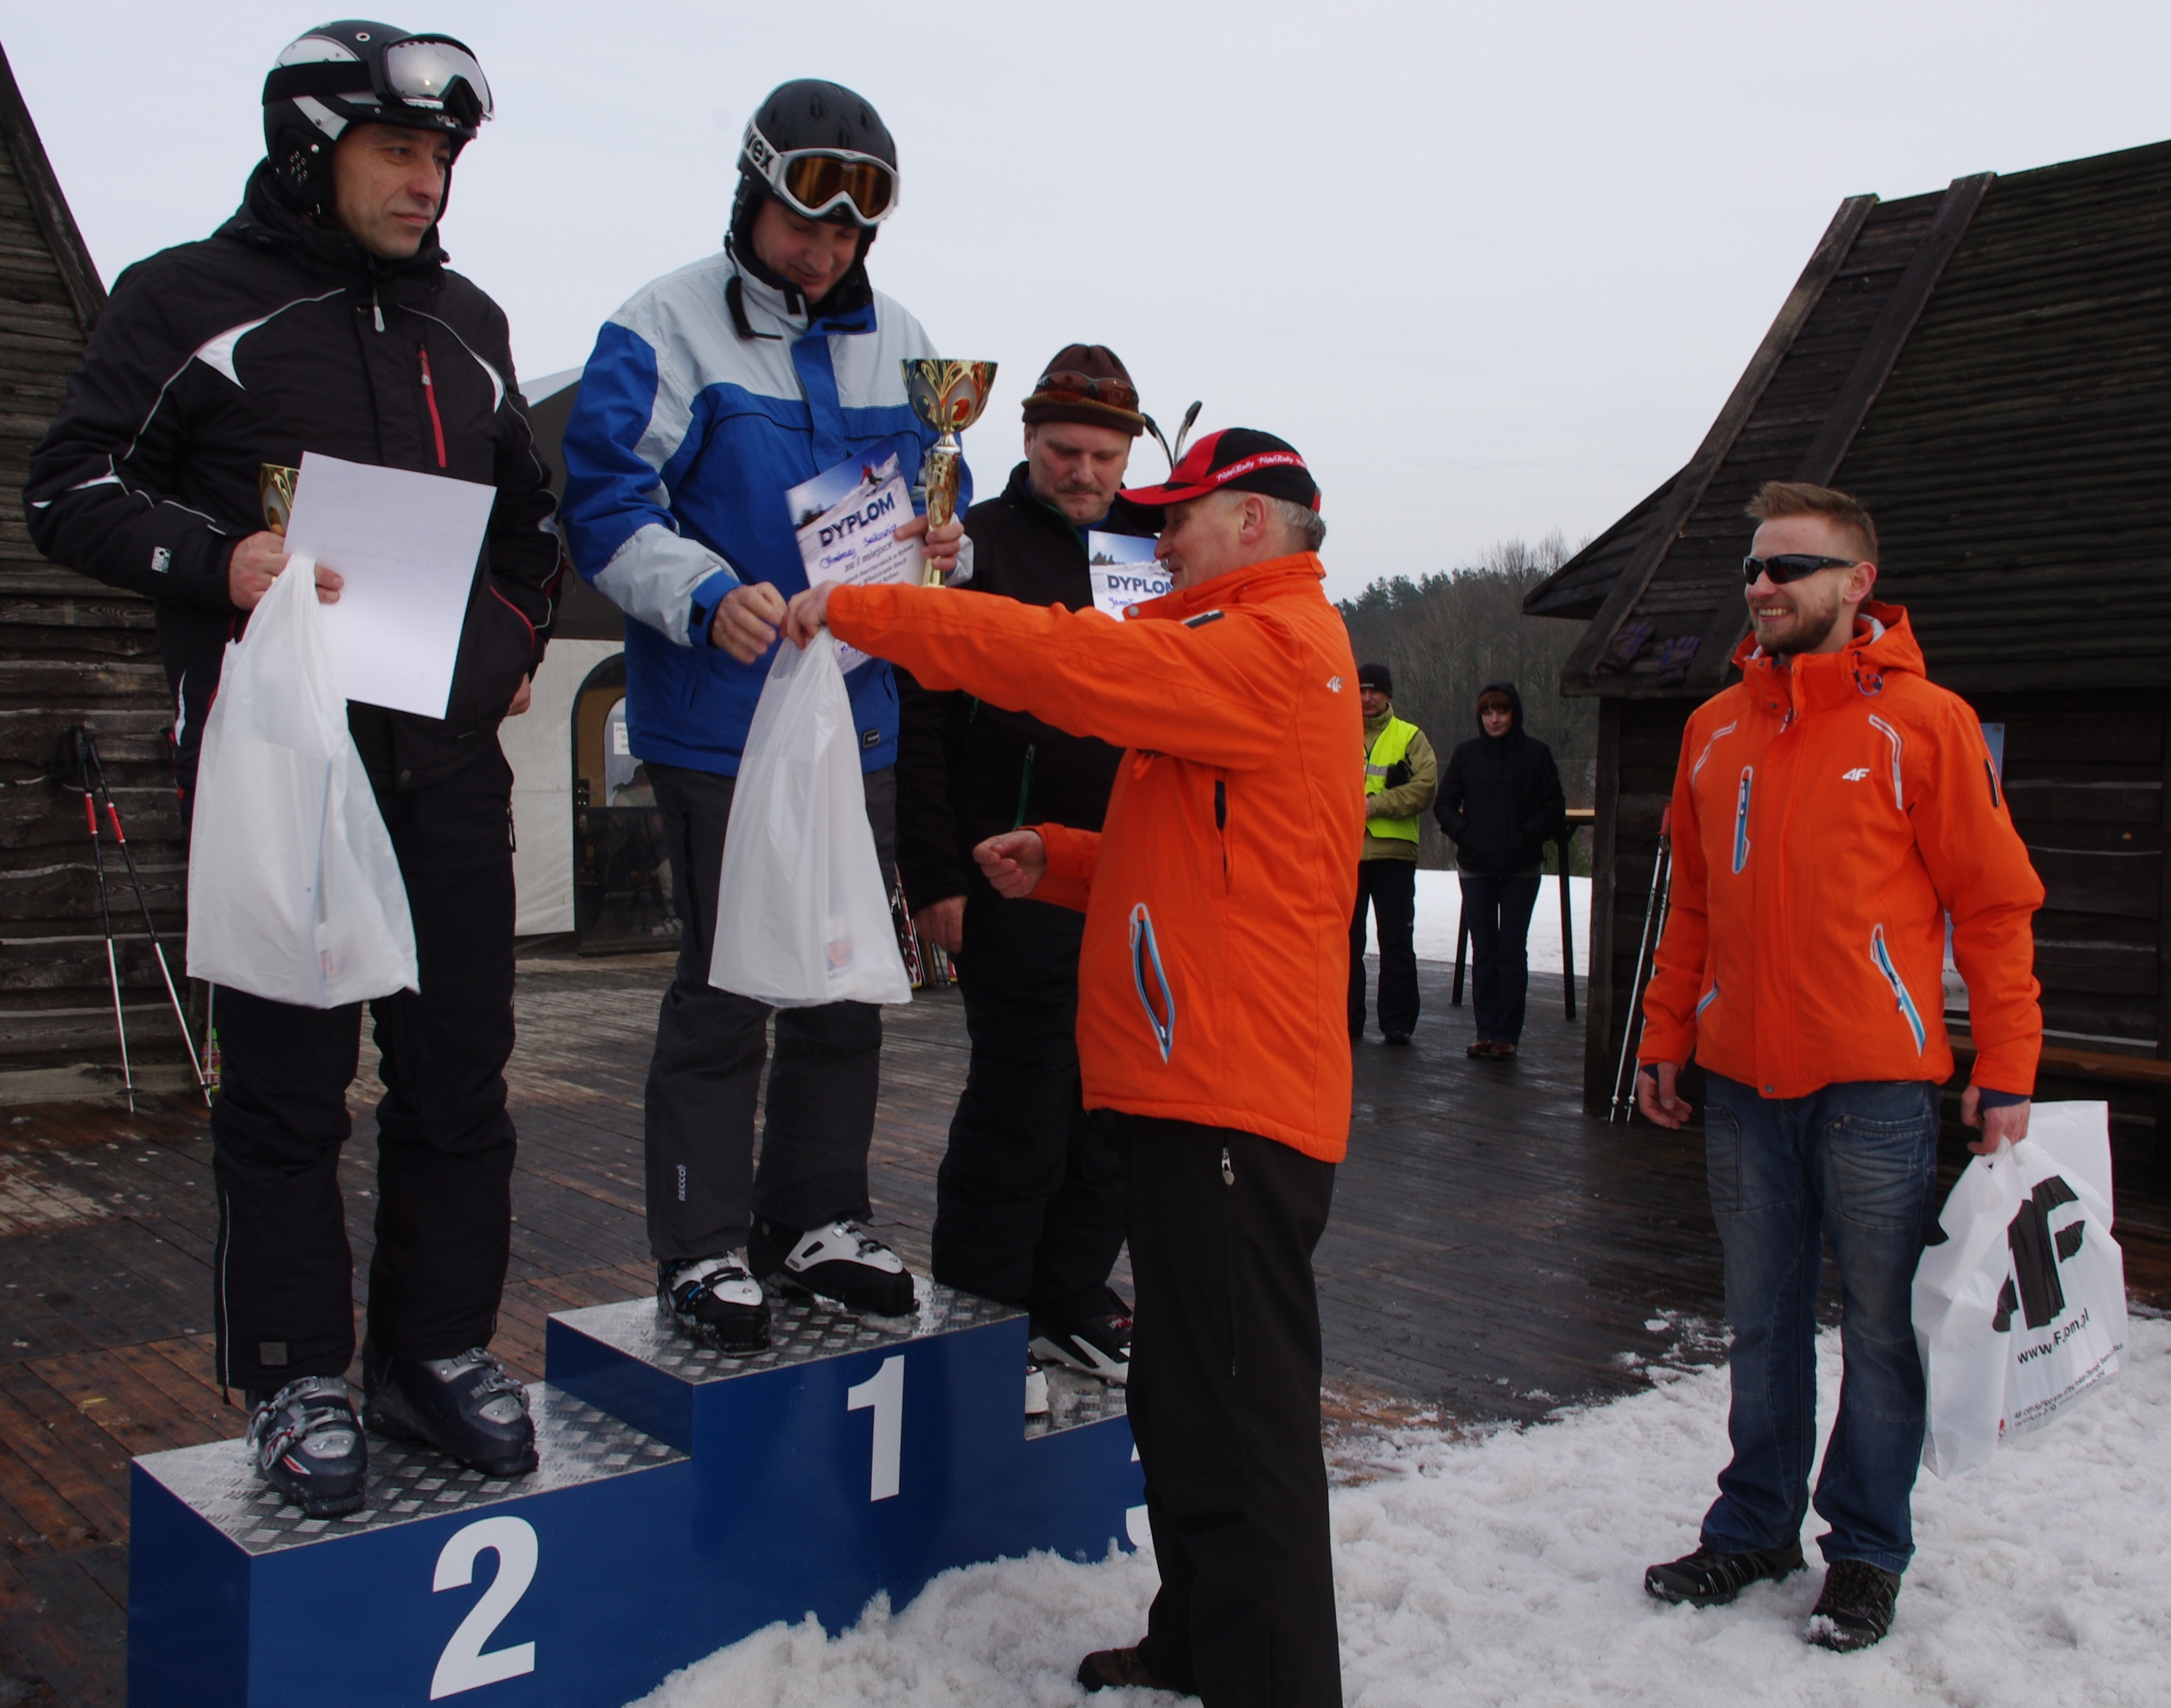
[1338,535,1597,872]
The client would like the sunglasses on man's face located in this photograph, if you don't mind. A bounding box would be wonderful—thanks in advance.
[1741,553,1861,587]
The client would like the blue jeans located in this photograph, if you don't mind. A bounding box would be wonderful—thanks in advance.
[1700,1073,1939,1577]
[1459,872,1541,1043]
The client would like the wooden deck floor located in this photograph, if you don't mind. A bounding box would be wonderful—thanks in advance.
[2,952,2166,1704]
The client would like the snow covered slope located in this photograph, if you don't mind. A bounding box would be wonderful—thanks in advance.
[633,1318,2168,1707]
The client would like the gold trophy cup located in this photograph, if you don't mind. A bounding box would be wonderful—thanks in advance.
[259,463,301,535]
[903,359,996,585]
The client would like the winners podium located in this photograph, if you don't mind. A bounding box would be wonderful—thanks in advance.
[128,1287,1141,1706]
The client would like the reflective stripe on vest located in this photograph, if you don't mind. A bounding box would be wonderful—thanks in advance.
[1363,716,1421,842]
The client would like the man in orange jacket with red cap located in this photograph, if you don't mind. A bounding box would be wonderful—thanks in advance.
[786,428,1357,1706]
[1637,480,2043,1653]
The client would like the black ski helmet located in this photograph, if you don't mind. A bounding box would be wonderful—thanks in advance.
[731,80,901,272]
[737,79,898,224]
[261,21,493,219]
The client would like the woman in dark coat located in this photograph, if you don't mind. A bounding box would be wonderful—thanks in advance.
[1434,683,1566,1058]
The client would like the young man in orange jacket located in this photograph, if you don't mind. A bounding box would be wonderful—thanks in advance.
[1636,481,2043,1652]
[785,429,1358,1707]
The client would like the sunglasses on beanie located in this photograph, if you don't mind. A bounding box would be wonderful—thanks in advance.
[1032,371,1141,413]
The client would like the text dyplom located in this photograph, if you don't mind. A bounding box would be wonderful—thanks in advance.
[785,453,926,672]
[1086,531,1170,620]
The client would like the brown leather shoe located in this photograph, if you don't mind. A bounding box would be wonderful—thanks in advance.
[1077,1646,1184,1694]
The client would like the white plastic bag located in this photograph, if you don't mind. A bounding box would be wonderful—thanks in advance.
[1914,1101,2127,1477]
[708,632,911,1008]
[184,554,418,1007]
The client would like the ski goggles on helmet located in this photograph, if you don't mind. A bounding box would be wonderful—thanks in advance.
[380,37,493,128]
[1032,370,1141,413]
[1741,552,1863,587]
[266,29,492,137]
[742,120,899,225]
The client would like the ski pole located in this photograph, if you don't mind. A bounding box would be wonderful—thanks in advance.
[1611,805,1672,1123]
[73,729,135,1113]
[81,730,209,1105]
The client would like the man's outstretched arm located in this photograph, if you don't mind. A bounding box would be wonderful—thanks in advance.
[788,580,1308,774]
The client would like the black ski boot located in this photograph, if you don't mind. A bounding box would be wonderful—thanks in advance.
[1806,1559,1901,1651]
[247,1375,367,1517]
[1644,1540,1805,1607]
[363,1345,538,1477]
[658,1254,771,1352]
[749,1218,915,1316]
[1030,1310,1133,1385]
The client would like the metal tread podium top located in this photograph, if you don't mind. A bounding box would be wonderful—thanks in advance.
[132,1384,682,1555]
[549,1281,1007,1384]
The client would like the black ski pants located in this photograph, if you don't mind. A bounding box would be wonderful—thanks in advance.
[1348,857,1419,1038]
[1460,870,1542,1044]
[208,747,518,1396]
[930,879,1126,1326]
[1122,1115,1342,1708]
[643,761,896,1263]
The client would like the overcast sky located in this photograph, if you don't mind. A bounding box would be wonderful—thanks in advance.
[9,1,2168,599]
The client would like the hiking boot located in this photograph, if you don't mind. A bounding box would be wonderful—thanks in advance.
[1078,1647,1186,1695]
[363,1345,538,1477]
[749,1218,916,1316]
[247,1375,367,1517]
[1644,1540,1805,1607]
[658,1254,771,1353]
[1806,1559,1901,1651]
[1030,1312,1131,1385]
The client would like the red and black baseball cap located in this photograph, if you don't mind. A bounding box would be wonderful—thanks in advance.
[1120,427,1320,511]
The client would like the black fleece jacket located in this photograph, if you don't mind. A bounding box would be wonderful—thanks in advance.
[24,163,562,794]
[894,461,1160,907]
[1433,682,1566,875]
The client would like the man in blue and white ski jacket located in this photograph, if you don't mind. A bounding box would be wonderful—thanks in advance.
[560,79,965,1347]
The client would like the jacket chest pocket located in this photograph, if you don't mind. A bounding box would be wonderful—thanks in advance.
[373,326,498,478]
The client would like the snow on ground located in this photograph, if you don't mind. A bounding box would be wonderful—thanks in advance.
[632,1318,2170,1708]
[1397,872,1591,977]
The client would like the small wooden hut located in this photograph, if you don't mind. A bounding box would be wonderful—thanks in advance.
[1525,137,2171,1173]
[0,45,192,1098]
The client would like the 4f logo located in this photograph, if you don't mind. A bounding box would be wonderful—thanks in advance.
[1994,1175,2085,1333]
[1841,767,1870,782]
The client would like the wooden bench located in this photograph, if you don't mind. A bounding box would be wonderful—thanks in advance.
[1952,1040,2171,1089]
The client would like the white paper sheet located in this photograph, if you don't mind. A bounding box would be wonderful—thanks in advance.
[1086,531,1170,618]
[281,451,497,718]
[786,453,926,672]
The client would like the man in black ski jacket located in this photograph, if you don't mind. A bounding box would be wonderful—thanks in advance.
[1433,682,1566,1056]
[895,345,1157,1393]
[24,22,558,1516]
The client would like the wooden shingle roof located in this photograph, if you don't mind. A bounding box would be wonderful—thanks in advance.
[1527,137,2171,696]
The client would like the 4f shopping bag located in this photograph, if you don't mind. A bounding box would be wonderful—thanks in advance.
[1914,1101,2127,1477]
[708,632,911,1008]
[185,556,418,1007]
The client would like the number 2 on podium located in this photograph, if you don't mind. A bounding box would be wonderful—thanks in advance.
[847,1355,904,1501]
[430,1515,537,1698]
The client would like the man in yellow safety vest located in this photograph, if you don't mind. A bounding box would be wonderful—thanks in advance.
[1352,663,1437,1043]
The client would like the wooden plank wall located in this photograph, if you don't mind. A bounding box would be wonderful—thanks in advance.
[0,114,186,1079]
[1965,687,2166,1172]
